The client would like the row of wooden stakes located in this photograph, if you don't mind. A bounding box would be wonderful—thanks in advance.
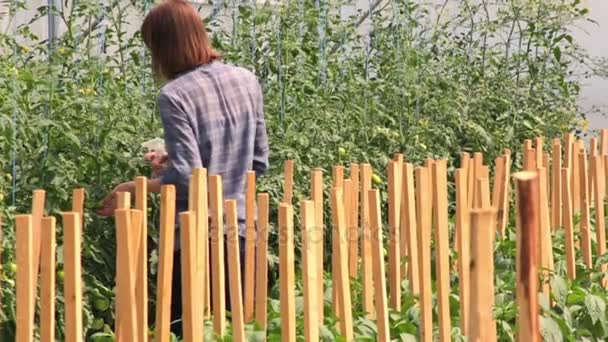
[8,129,608,342]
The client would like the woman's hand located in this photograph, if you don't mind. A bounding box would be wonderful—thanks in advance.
[145,152,169,178]
[97,181,136,217]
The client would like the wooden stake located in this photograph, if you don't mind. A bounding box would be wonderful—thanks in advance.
[209,175,226,336]
[601,129,608,155]
[244,171,256,323]
[225,200,246,342]
[16,215,34,342]
[387,161,401,311]
[416,167,432,342]
[544,153,551,202]
[401,163,419,294]
[283,160,294,204]
[333,165,344,188]
[579,148,593,271]
[491,156,505,212]
[189,168,209,321]
[63,212,83,342]
[538,168,553,296]
[455,169,470,336]
[499,151,512,237]
[369,189,390,342]
[590,137,598,205]
[71,188,85,227]
[180,211,198,342]
[432,160,451,341]
[535,137,544,167]
[467,159,475,211]
[564,133,574,168]
[552,139,562,230]
[524,148,536,171]
[468,208,498,342]
[477,177,491,209]
[117,191,131,209]
[279,203,296,342]
[343,179,355,280]
[348,164,360,279]
[331,166,344,315]
[311,168,325,323]
[461,152,471,170]
[573,141,582,212]
[31,190,45,314]
[523,139,533,154]
[255,193,270,331]
[302,200,320,342]
[135,177,149,342]
[561,169,576,280]
[40,217,55,342]
[360,163,374,317]
[155,186,176,342]
[513,172,540,342]
[330,190,354,341]
[470,153,483,209]
[592,155,607,286]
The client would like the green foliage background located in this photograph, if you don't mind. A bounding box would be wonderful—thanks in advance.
[0,0,604,340]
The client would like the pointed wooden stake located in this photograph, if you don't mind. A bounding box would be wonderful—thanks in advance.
[244,171,256,323]
[369,189,390,342]
[579,148,593,271]
[279,203,296,342]
[348,164,360,279]
[552,139,562,231]
[432,160,451,341]
[302,200,320,342]
[283,160,294,204]
[63,212,84,342]
[468,208,497,342]
[592,155,607,286]
[416,167,432,342]
[455,169,470,336]
[514,171,540,342]
[311,168,325,324]
[387,161,401,311]
[155,186,176,342]
[331,190,354,341]
[360,164,375,317]
[255,194,270,331]
[210,175,226,336]
[561,169,576,280]
[401,163,419,294]
[40,217,56,342]
[225,200,246,342]
[16,215,34,342]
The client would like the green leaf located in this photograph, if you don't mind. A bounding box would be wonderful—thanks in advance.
[550,275,568,306]
[553,47,562,62]
[584,294,606,324]
[540,316,563,342]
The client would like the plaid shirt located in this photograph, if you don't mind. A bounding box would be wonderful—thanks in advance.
[159,61,269,240]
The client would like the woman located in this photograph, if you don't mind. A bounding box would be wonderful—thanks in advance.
[98,0,269,337]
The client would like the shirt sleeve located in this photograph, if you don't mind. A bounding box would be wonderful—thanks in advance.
[252,79,269,177]
[158,92,202,200]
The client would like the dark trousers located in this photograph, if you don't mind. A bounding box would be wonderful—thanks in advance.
[170,236,247,338]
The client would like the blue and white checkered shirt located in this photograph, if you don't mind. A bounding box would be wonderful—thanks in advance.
[158,61,269,240]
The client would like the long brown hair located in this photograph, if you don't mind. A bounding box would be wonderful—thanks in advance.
[141,0,220,80]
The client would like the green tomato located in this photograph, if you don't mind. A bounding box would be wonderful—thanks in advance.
[372,173,382,185]
[338,147,347,156]
[57,270,65,281]
[92,318,105,330]
[7,262,17,274]
[94,297,110,312]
